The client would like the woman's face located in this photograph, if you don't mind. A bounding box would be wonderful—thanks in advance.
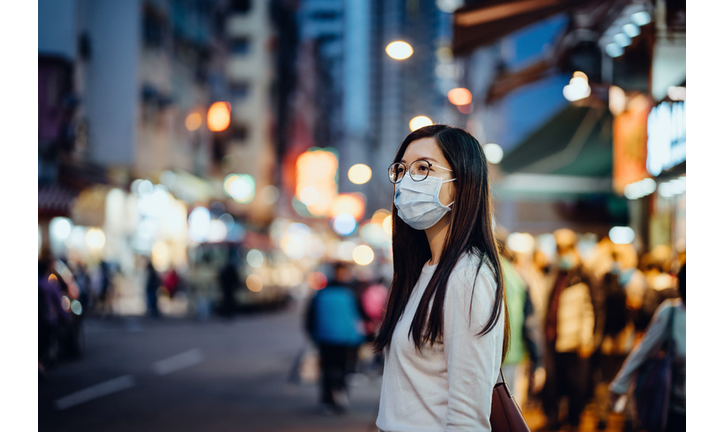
[400,137,455,207]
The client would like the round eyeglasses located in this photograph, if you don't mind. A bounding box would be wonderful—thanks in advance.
[388,160,454,184]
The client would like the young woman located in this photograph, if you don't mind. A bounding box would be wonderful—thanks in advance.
[375,125,510,431]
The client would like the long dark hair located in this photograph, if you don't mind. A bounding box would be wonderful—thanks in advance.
[373,125,510,363]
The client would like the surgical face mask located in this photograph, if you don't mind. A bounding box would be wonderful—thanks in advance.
[394,174,455,230]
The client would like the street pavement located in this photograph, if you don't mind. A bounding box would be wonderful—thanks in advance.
[39,300,629,432]
[39,302,382,432]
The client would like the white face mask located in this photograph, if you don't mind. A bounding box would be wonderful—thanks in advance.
[394,174,455,230]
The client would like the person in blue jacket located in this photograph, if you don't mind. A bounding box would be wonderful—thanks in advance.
[304,261,367,414]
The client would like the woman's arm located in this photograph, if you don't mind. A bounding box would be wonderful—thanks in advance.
[443,264,502,431]
[609,302,673,394]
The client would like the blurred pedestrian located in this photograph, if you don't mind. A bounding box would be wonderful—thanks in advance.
[38,257,70,371]
[218,249,241,318]
[500,255,546,404]
[304,261,366,414]
[374,125,509,431]
[541,228,596,431]
[145,258,161,318]
[360,278,388,338]
[609,263,686,432]
[163,267,181,299]
[636,248,679,335]
[593,271,637,431]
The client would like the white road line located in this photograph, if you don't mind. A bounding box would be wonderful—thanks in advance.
[152,348,204,375]
[54,375,136,410]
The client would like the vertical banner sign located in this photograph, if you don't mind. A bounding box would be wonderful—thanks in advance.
[613,96,654,195]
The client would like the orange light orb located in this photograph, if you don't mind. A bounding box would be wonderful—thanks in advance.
[207,102,231,132]
[185,113,202,131]
[448,88,472,106]
[308,272,328,290]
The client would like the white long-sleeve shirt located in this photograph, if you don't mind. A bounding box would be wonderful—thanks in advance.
[377,253,505,432]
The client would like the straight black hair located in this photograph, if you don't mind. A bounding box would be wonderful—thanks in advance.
[373,125,510,363]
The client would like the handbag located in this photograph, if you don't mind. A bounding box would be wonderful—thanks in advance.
[489,369,532,432]
[633,306,676,432]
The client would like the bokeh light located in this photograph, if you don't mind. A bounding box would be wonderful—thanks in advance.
[207,220,228,242]
[353,245,375,266]
[609,226,635,245]
[332,213,357,236]
[207,101,231,132]
[261,185,280,204]
[299,186,320,206]
[50,217,72,241]
[409,115,433,131]
[385,41,413,60]
[371,209,391,225]
[247,249,265,268]
[482,143,504,164]
[85,228,106,250]
[507,232,536,254]
[348,164,372,185]
[185,112,202,131]
[331,193,366,220]
[295,149,339,216]
[224,174,256,203]
[382,215,393,235]
[188,207,211,242]
[308,272,328,290]
[246,274,264,292]
[71,300,83,315]
[152,241,171,272]
[447,88,472,106]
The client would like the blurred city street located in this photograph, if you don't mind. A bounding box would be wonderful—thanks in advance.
[37,0,687,430]
[39,302,382,432]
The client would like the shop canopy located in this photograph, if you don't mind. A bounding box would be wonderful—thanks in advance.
[499,105,612,177]
[493,105,614,199]
[452,0,593,56]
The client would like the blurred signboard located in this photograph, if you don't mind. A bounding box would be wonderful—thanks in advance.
[646,100,686,176]
[613,95,653,195]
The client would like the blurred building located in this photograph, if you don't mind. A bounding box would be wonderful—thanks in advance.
[222,0,278,224]
[284,0,451,219]
[445,0,684,253]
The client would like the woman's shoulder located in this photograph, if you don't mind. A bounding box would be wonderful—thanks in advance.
[449,252,497,294]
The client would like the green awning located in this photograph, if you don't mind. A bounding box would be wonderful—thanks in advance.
[499,105,613,177]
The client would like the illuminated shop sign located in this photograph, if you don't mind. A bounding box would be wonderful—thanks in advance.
[647,100,686,176]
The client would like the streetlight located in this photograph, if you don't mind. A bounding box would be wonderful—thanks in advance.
[385,41,413,60]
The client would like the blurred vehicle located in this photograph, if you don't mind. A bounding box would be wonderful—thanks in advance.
[186,241,290,316]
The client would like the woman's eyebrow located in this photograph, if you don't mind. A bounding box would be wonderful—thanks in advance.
[400,156,439,164]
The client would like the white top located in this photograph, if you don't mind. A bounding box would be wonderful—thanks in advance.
[376,253,505,432]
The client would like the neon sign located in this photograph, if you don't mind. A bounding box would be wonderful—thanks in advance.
[647,100,686,176]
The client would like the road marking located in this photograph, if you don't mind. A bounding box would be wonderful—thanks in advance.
[153,349,204,375]
[55,375,135,410]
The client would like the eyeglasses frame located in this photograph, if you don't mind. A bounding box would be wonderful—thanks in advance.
[387,159,454,184]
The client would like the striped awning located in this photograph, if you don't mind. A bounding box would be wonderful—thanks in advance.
[38,184,79,218]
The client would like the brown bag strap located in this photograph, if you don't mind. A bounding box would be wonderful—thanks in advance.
[496,368,513,397]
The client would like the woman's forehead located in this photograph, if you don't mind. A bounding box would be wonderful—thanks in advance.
[401,137,445,163]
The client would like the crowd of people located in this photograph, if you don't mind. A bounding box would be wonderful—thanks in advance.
[299,228,686,432]
[500,228,685,432]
